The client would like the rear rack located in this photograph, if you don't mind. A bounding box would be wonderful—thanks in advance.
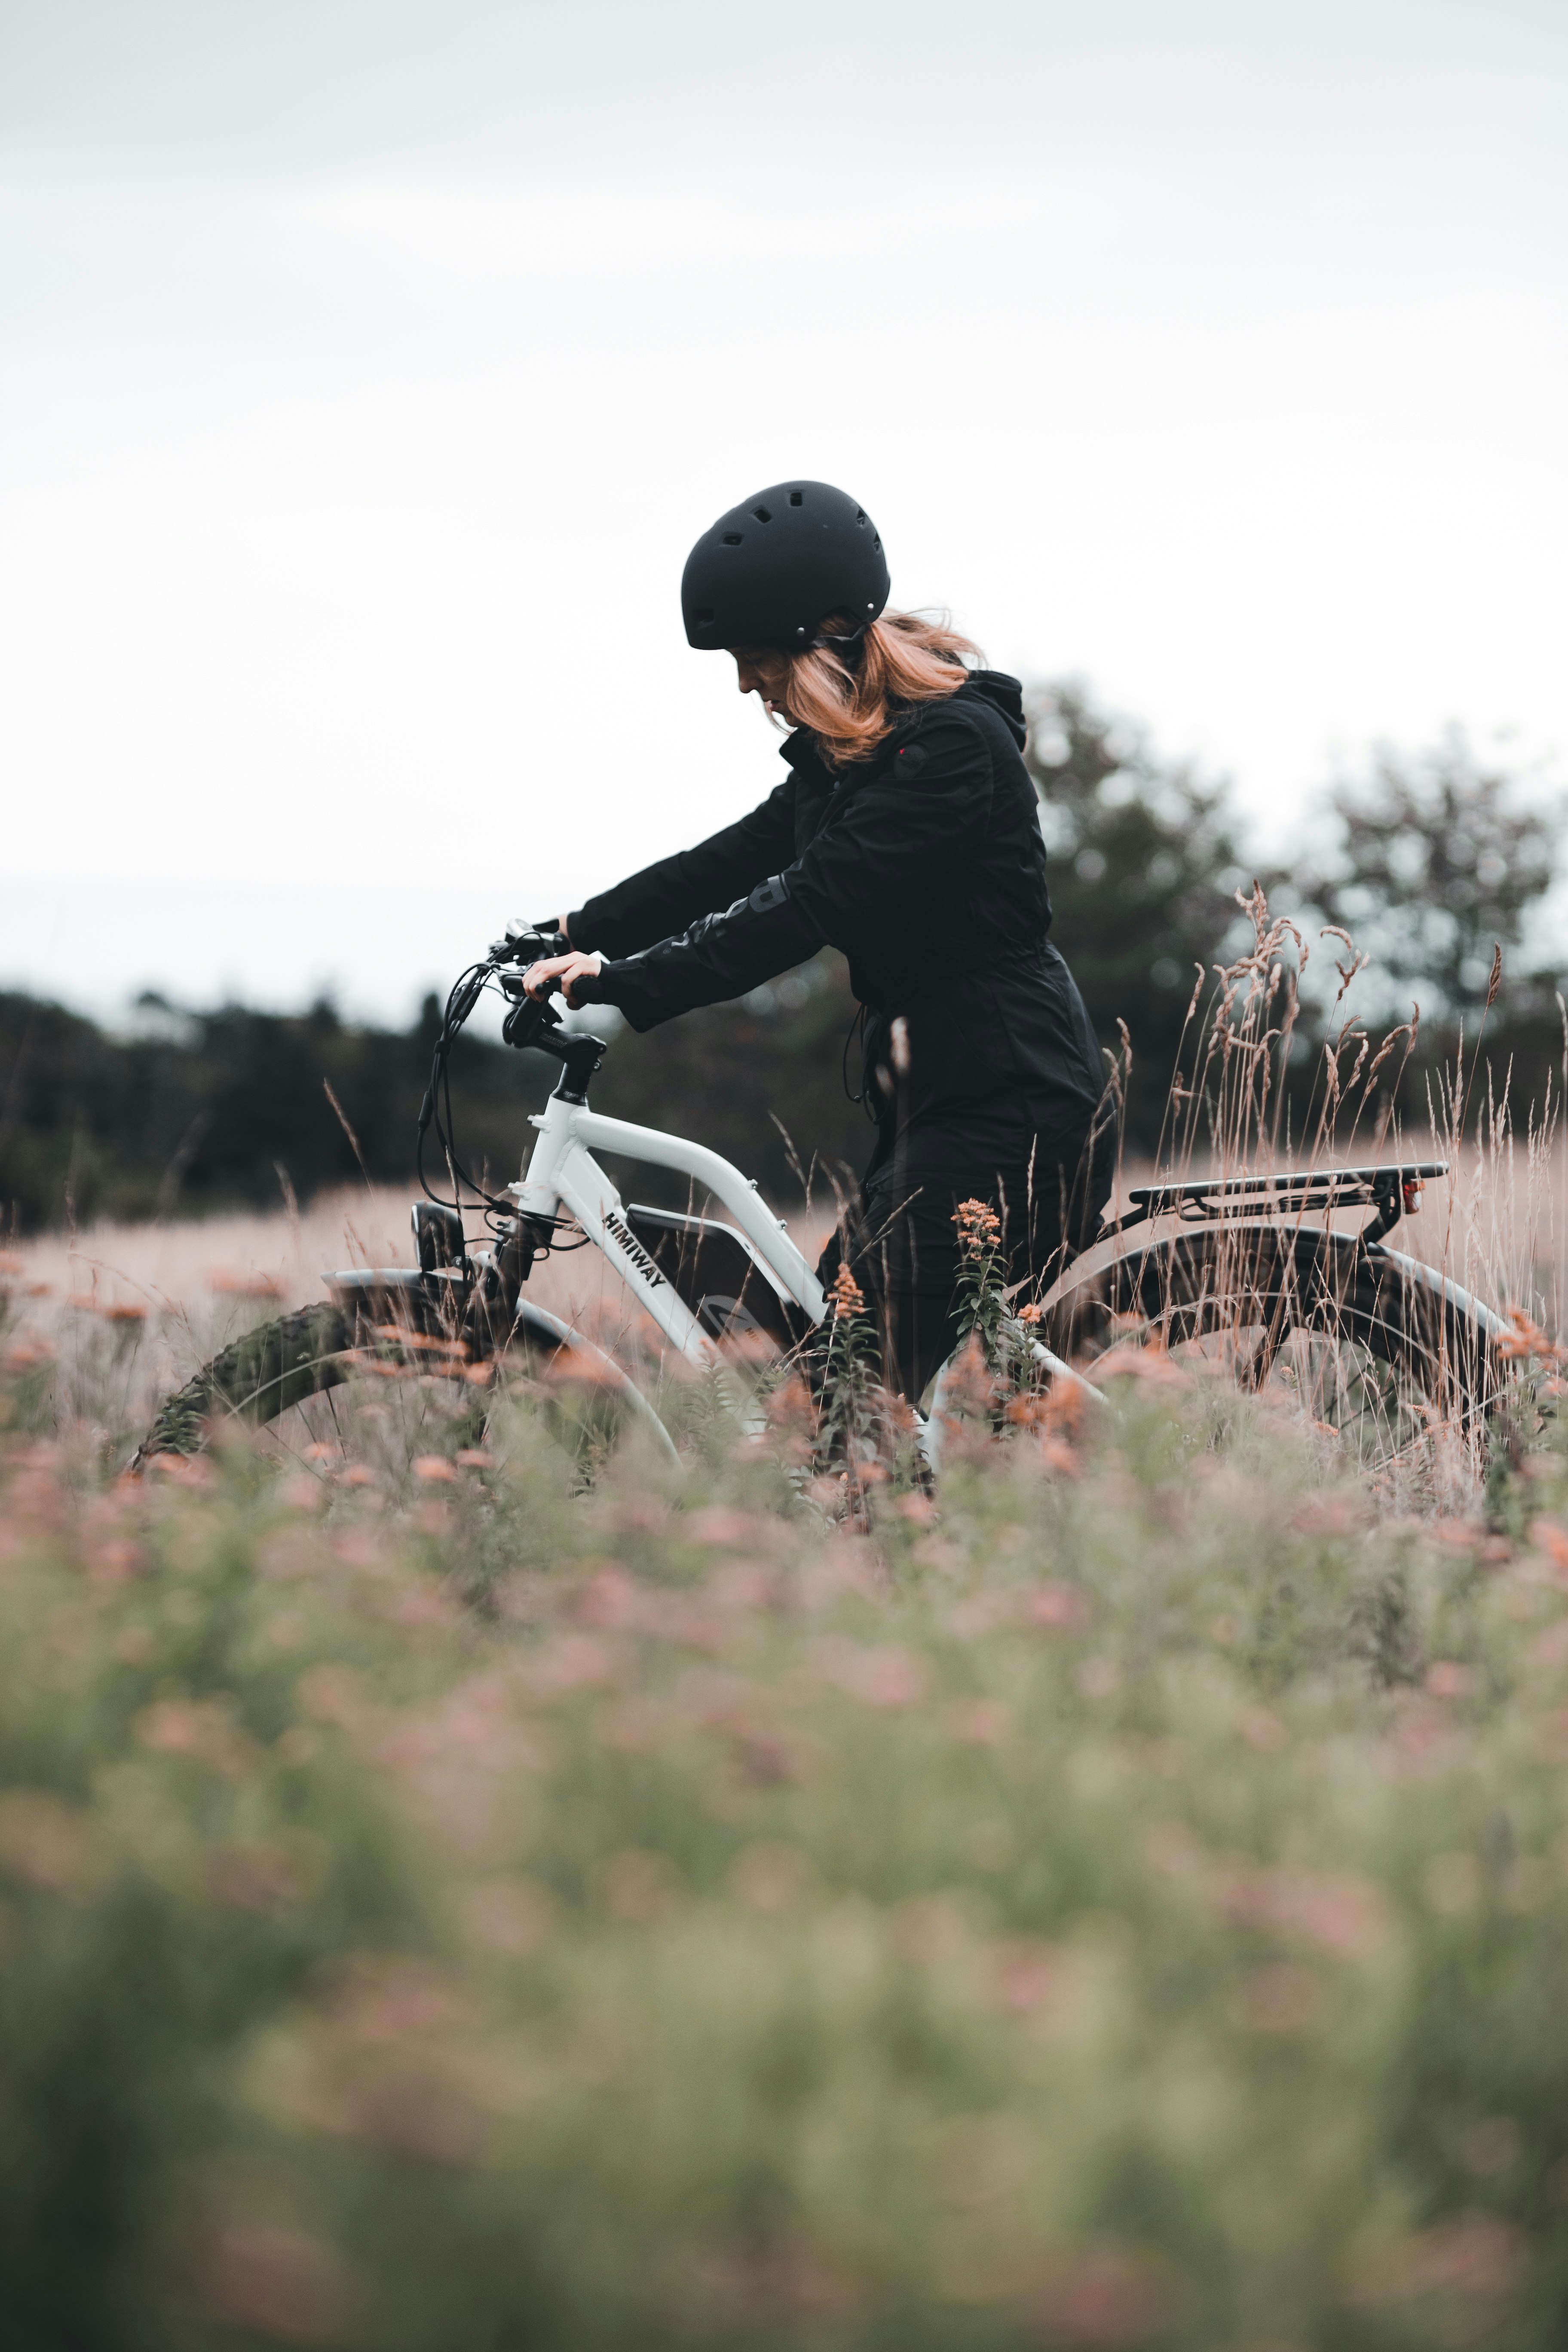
[1106,1162,1448,1245]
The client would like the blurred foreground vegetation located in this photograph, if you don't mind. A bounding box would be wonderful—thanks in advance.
[7,1307,1568,2346]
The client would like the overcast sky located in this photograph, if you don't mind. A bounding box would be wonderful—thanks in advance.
[3,0,1565,1019]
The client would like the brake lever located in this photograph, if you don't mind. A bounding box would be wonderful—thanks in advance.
[502,986,564,1048]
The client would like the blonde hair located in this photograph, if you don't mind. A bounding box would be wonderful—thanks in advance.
[744,609,979,766]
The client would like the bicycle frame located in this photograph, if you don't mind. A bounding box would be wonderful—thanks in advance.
[510,1087,828,1372]
[505,1077,1095,1450]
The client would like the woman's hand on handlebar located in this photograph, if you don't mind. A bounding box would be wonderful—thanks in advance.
[522,950,603,1008]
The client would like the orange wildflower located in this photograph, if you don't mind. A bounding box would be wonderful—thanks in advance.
[829,1262,865,1318]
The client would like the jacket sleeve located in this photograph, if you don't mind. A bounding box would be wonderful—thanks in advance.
[567,778,799,959]
[585,707,995,1032]
[589,876,824,1032]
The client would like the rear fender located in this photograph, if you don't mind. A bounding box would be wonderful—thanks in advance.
[1368,1244,1510,1344]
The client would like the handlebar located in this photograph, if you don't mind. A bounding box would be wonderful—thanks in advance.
[483,917,614,1050]
[487,923,578,1048]
[421,925,609,1207]
[488,919,570,968]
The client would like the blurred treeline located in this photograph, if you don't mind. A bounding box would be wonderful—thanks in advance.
[2,685,1562,1234]
[0,977,876,1234]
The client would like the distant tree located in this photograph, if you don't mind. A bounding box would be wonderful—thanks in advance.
[1296,730,1560,1029]
[1023,682,1259,1152]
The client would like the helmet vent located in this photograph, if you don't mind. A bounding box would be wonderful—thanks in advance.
[752,505,772,522]
[855,509,867,524]
[789,490,804,506]
[721,531,743,546]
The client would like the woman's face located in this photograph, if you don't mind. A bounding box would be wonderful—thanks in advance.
[731,648,791,720]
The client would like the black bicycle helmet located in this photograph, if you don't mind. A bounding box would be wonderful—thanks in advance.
[681,480,891,652]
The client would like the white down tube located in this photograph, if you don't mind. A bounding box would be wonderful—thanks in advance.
[568,1111,828,1325]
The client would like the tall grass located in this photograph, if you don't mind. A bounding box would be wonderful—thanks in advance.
[1043,891,1560,1515]
[1136,885,1562,1318]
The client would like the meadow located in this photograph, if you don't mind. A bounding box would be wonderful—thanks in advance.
[4,1158,1568,2351]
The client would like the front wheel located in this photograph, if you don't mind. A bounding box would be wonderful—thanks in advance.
[132,1300,677,1471]
[134,1304,355,1465]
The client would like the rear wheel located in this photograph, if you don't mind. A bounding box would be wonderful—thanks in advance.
[1041,1224,1505,1491]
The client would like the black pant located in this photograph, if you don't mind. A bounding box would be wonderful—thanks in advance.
[815,1094,1116,1403]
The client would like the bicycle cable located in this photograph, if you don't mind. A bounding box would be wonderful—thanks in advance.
[416,960,588,1253]
[841,1000,878,1122]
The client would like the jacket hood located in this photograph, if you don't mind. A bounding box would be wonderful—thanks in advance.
[778,667,1027,770]
[958,669,1026,748]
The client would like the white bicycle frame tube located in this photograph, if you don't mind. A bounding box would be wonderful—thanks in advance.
[508,1089,1104,1471]
[509,1090,827,1372]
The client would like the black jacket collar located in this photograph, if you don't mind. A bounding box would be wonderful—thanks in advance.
[778,670,1026,783]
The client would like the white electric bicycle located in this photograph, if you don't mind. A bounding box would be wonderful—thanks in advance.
[135,925,1506,1480]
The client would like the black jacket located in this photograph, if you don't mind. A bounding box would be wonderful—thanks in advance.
[570,671,1106,1135]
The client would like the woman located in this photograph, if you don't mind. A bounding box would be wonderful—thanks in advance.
[524,478,1113,1401]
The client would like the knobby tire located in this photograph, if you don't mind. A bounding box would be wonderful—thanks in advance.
[134,1304,356,1465]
